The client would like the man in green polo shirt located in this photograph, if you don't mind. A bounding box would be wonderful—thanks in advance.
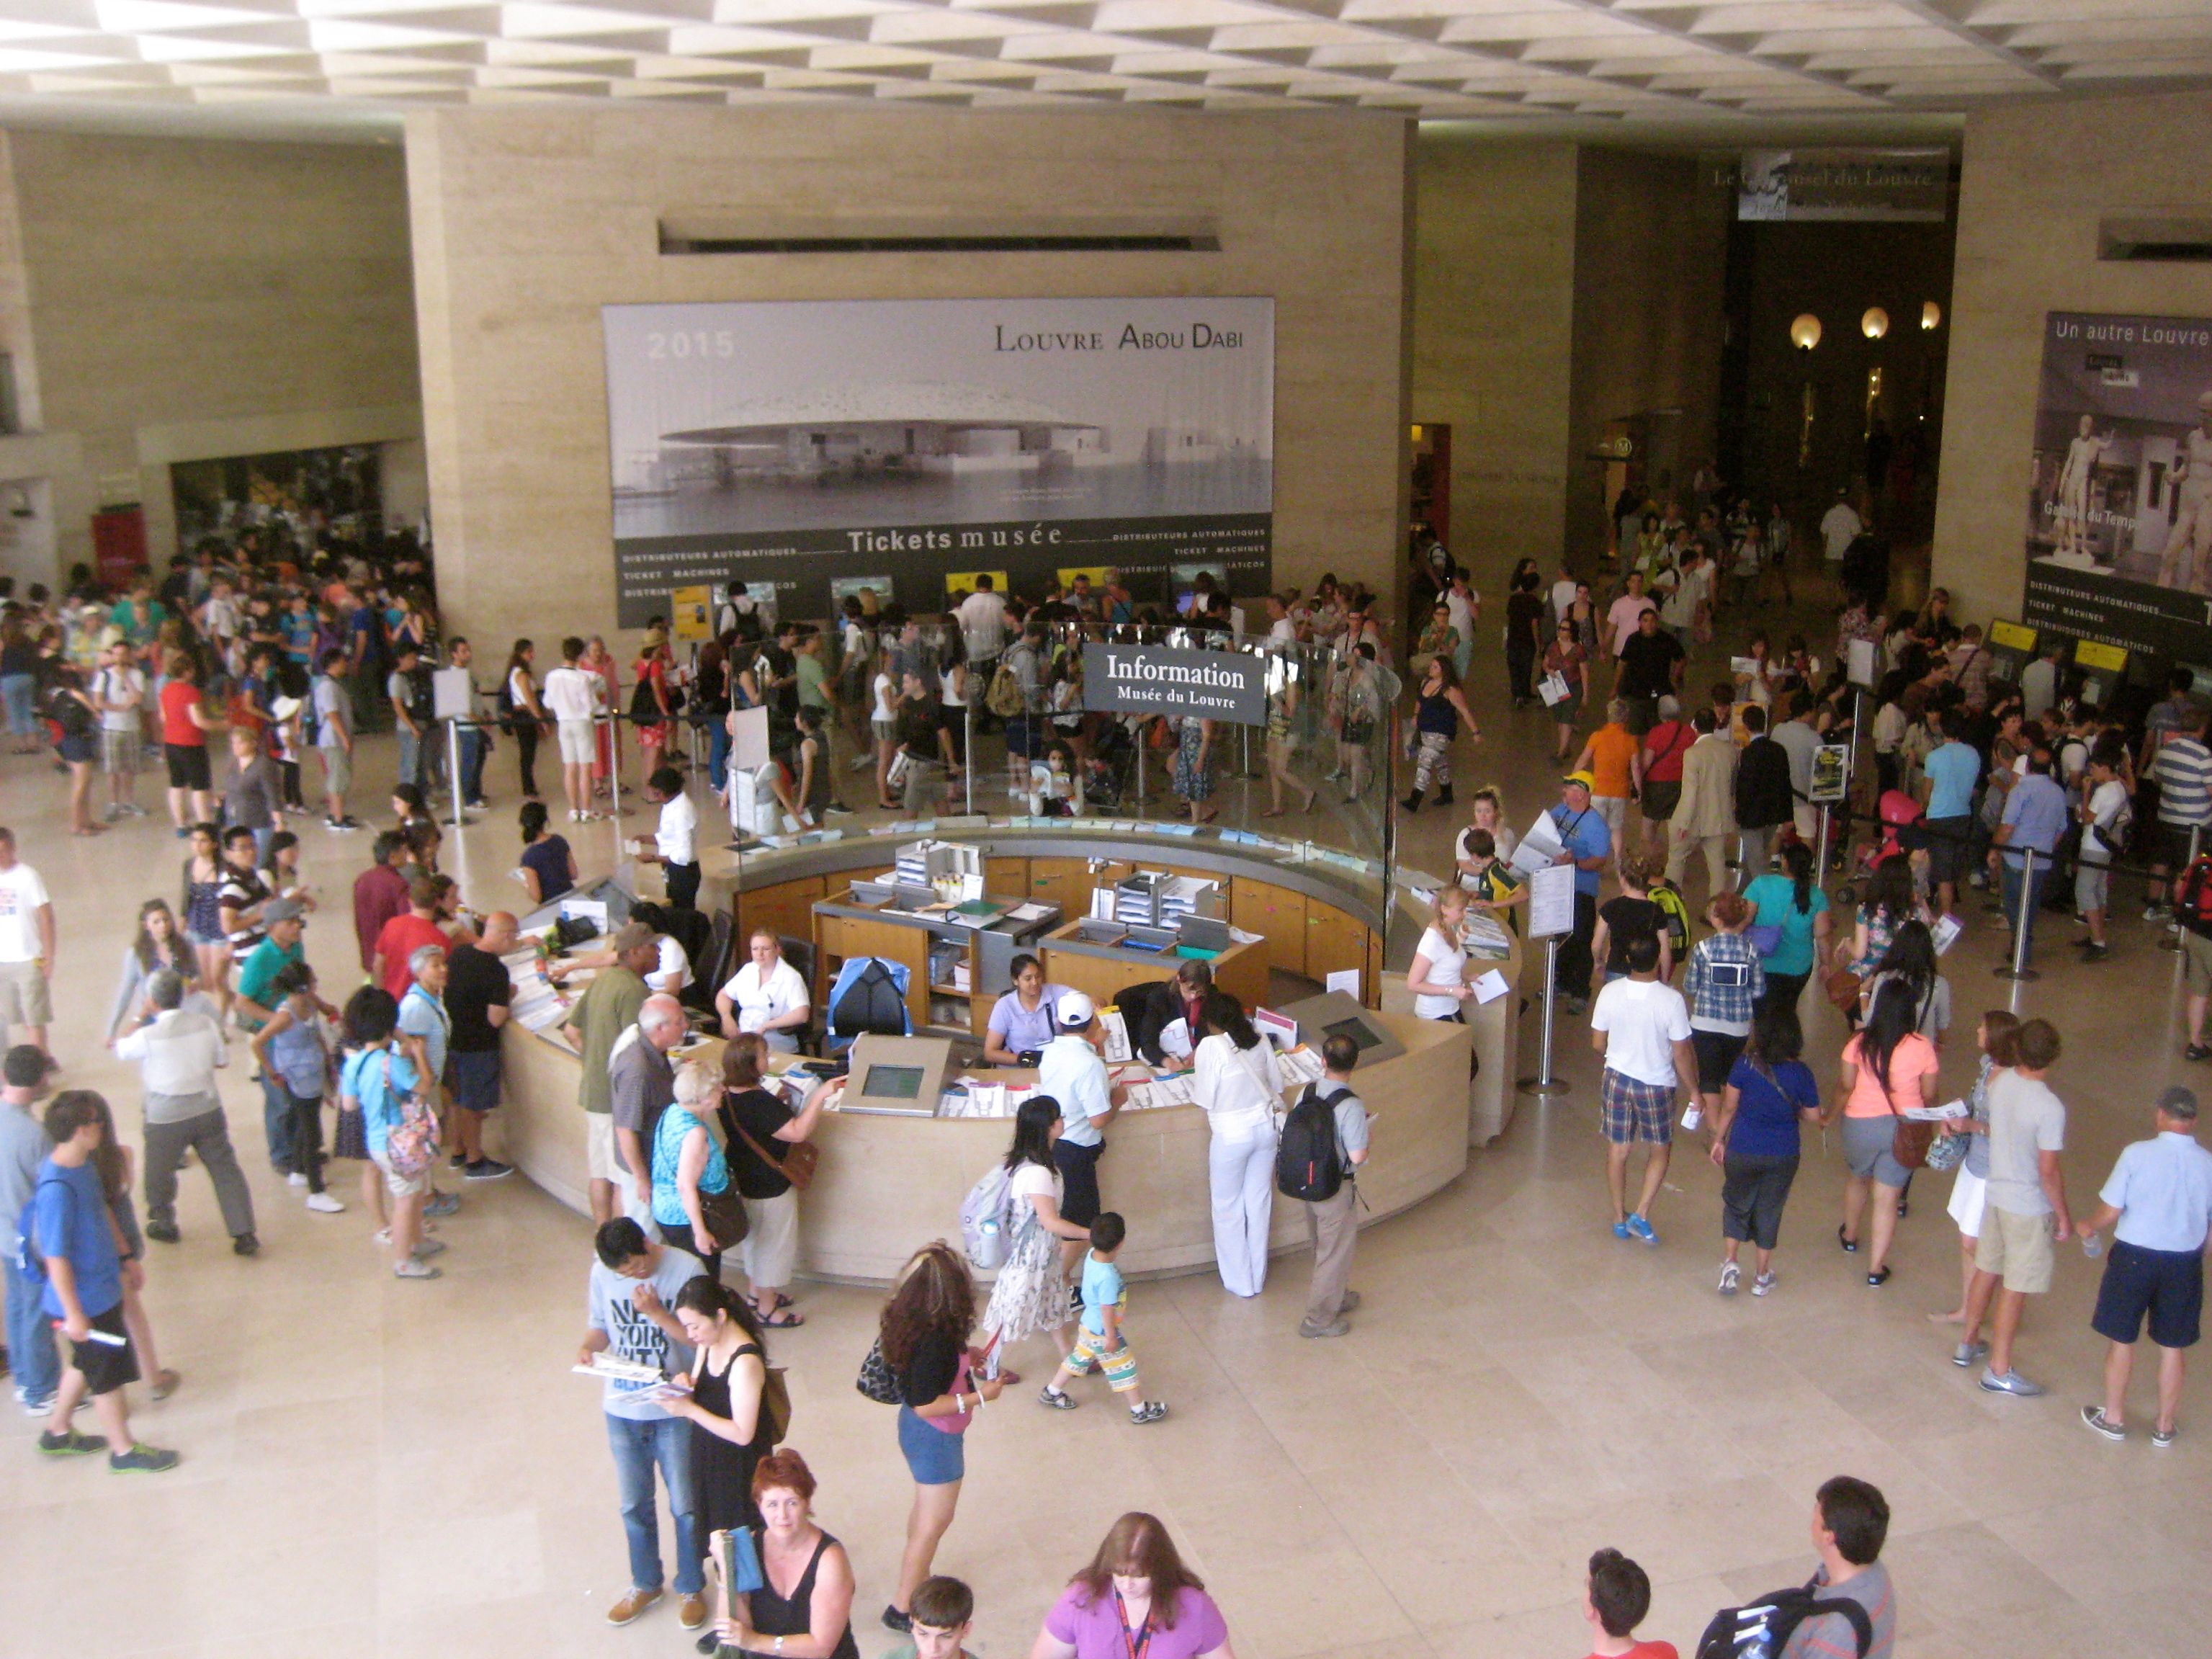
[560,921,658,1225]
[233,899,317,1178]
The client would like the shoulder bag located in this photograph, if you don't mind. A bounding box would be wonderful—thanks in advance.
[855,1334,903,1405]
[726,1104,819,1192]
[1886,1052,1935,1171]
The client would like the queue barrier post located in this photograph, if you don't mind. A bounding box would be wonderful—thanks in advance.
[1995,845,2040,986]
[1516,935,1570,1098]
[964,702,975,816]
[443,717,466,828]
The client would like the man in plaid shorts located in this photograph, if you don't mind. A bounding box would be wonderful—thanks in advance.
[1590,931,1696,1246]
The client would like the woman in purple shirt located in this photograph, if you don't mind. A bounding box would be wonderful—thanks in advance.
[1029,1512,1236,1659]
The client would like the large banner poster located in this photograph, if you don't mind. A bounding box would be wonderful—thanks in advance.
[2024,310,2212,661]
[601,298,1274,627]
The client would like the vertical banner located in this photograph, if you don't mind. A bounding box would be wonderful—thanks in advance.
[2023,311,2212,661]
[602,298,1275,627]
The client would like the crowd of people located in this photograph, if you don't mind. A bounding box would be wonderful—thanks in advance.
[11,496,2212,1658]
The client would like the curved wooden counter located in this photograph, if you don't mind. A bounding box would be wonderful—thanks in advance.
[491,820,1521,1284]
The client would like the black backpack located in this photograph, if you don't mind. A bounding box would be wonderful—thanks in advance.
[830,958,908,1043]
[1696,1580,1874,1659]
[1275,1083,1350,1202]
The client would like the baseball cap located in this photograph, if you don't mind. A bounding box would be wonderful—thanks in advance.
[1055,990,1096,1029]
[1562,770,1596,792]
[264,898,306,925]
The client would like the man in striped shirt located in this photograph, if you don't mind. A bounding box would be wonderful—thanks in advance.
[2148,706,2212,920]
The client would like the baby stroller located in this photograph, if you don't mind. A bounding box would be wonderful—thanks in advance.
[1080,721,1139,813]
[1835,789,1923,909]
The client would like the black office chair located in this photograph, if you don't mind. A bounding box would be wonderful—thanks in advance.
[777,934,820,1053]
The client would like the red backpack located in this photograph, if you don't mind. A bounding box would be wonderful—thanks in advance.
[2177,856,2212,934]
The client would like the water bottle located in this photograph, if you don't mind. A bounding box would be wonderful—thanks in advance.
[2082,1230,2105,1260]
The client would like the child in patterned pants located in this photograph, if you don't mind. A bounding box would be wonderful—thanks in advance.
[1036,1212,1168,1424]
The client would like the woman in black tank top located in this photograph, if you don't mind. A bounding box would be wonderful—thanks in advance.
[707,1449,859,1659]
[669,1282,774,1555]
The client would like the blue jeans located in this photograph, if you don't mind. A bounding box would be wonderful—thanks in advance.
[606,1413,700,1595]
[459,726,487,804]
[2000,859,2049,963]
[260,1069,297,1171]
[1,673,35,738]
[4,1252,58,1401]
[708,721,730,792]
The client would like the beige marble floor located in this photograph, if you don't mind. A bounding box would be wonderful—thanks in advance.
[4,577,2209,1659]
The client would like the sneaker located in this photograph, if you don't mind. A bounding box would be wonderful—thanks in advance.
[1752,1271,1777,1297]
[2151,1424,2177,1449]
[2188,1045,2212,1063]
[144,1219,179,1245]
[1979,1367,2046,1398]
[2144,903,2164,921]
[1338,1291,1362,1312]
[882,1606,913,1635]
[1038,1385,1078,1410]
[108,1442,181,1474]
[449,1153,469,1172]
[2082,943,2109,962]
[1129,1400,1169,1425]
[1719,1261,1740,1295]
[606,1587,663,1627]
[339,816,366,829]
[1953,1339,1989,1367]
[37,1428,104,1457]
[1611,1220,1631,1241]
[1299,1318,1351,1338]
[305,1192,345,1214]
[287,1171,308,1189]
[424,1191,460,1218]
[411,1238,448,1258]
[2080,1405,2126,1441]
[1625,1213,1657,1246]
[677,1594,708,1630]
[465,1158,514,1181]
[17,1388,56,1417]
[393,1258,442,1280]
[231,1233,260,1257]
[1562,995,1589,1017]
[824,803,854,817]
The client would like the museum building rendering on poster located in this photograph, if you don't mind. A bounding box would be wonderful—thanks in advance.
[601,297,1275,625]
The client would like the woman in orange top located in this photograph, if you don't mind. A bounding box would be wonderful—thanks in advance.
[1571,699,1644,864]
[1834,978,1943,1287]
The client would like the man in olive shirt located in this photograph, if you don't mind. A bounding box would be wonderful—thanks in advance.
[561,921,658,1225]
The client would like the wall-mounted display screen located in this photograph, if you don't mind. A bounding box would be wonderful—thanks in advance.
[601,297,1276,625]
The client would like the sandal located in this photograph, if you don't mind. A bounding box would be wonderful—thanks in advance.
[151,1369,182,1400]
[758,1309,805,1328]
[1837,1223,1859,1254]
[764,1292,793,1313]
[393,1258,442,1280]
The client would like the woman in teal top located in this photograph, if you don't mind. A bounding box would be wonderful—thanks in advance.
[652,1062,735,1277]
[1743,841,1832,1018]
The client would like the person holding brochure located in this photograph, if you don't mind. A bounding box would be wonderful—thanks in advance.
[580,1217,706,1632]
[663,1277,775,1575]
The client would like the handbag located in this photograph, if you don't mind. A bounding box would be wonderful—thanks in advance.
[855,1334,903,1405]
[727,1110,818,1192]
[699,1182,750,1248]
[1889,1102,1935,1172]
[1824,968,1863,1012]
[1746,923,1784,956]
[1925,1121,1969,1172]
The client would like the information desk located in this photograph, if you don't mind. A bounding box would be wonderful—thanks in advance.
[496,820,1524,1284]
[498,1007,1471,1284]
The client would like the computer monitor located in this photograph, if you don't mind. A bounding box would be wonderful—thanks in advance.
[1276,991,1407,1065]
[861,1064,926,1100]
[843,1034,956,1117]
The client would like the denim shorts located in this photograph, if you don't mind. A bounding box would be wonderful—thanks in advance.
[897,1403,966,1486]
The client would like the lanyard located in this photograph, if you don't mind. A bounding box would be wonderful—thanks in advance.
[1114,1593,1154,1659]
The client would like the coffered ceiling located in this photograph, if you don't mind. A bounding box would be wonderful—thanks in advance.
[0,1,2206,142]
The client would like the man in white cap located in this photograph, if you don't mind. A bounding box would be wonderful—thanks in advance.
[1036,990,1127,1279]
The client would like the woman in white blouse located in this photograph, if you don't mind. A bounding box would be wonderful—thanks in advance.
[1407,886,1472,1023]
[1190,990,1284,1299]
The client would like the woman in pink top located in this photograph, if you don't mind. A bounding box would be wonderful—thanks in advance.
[1834,979,1943,1287]
[582,635,621,795]
[1030,1512,1235,1659]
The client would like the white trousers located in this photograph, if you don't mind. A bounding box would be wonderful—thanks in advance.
[1208,1132,1277,1298]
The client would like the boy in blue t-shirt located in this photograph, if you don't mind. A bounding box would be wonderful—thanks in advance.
[1036,1212,1168,1424]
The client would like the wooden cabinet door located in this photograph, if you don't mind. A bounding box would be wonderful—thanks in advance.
[1304,912,1366,996]
[985,857,1029,901]
[739,877,825,951]
[1235,882,1304,977]
[1028,857,1091,908]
